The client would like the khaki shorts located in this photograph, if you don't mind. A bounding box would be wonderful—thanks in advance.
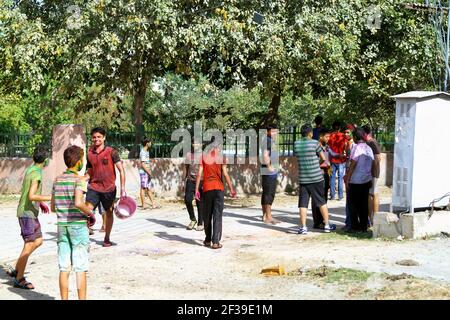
[369,177,378,195]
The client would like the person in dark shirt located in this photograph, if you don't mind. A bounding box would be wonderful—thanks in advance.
[312,115,323,141]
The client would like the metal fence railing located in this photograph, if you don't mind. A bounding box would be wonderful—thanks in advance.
[373,129,395,152]
[0,132,51,158]
[0,127,395,159]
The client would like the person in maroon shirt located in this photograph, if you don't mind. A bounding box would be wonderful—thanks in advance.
[85,127,126,247]
[328,121,346,201]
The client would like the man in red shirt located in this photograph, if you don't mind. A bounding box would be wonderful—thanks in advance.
[86,127,126,247]
[195,138,236,249]
[328,121,346,201]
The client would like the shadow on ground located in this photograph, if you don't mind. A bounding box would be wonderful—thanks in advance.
[0,267,56,300]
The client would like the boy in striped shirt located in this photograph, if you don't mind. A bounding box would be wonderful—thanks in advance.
[294,124,335,235]
[51,145,95,300]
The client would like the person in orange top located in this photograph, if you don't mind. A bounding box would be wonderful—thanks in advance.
[195,138,236,249]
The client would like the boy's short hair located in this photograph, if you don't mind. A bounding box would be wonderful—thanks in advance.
[362,125,372,135]
[33,146,49,164]
[63,146,84,168]
[90,127,106,136]
[301,124,313,137]
[314,116,323,126]
[141,137,151,146]
[319,128,329,136]
[353,128,366,141]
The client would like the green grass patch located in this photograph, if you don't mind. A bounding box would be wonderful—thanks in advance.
[305,266,374,283]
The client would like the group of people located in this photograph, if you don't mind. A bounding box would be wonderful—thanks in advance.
[260,116,381,236]
[7,119,381,299]
[8,127,127,298]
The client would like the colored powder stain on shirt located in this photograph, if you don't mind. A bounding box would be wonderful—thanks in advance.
[52,173,87,225]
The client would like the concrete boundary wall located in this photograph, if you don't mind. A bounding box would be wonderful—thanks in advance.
[0,154,393,198]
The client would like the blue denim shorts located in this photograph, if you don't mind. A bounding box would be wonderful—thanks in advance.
[57,224,90,272]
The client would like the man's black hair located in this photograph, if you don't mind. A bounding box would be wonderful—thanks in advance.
[266,124,278,130]
[90,127,106,136]
[314,115,323,126]
[353,127,366,141]
[362,125,372,135]
[301,124,313,137]
[141,137,151,146]
[33,145,49,164]
[319,127,329,136]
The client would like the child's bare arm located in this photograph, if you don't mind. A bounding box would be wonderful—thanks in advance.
[195,166,203,194]
[28,180,52,202]
[74,190,93,216]
[51,195,56,212]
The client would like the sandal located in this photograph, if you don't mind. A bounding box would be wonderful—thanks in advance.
[211,243,223,249]
[203,240,211,247]
[13,277,34,290]
[187,221,197,230]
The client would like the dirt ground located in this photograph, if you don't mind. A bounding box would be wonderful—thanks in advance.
[1,187,450,300]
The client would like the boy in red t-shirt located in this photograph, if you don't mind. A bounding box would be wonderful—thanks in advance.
[328,121,346,200]
[85,127,126,247]
[195,138,236,249]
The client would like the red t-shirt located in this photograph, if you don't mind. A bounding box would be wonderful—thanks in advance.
[201,151,224,192]
[87,146,121,193]
[328,131,346,164]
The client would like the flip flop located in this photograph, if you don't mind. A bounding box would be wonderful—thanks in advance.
[211,243,223,249]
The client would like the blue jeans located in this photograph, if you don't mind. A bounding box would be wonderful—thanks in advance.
[330,163,345,200]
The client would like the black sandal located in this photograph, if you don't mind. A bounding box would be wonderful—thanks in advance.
[13,277,34,290]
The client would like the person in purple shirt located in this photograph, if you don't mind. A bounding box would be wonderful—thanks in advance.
[345,128,374,233]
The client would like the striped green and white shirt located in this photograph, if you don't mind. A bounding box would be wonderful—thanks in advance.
[294,138,324,184]
[52,172,87,225]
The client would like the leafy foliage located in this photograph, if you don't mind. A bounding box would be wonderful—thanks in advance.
[0,0,440,138]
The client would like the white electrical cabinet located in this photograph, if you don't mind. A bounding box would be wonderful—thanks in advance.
[391,91,450,213]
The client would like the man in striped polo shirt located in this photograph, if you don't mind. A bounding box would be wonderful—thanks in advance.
[51,145,95,300]
[294,124,335,235]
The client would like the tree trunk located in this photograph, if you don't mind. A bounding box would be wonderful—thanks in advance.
[130,77,148,158]
[260,94,281,128]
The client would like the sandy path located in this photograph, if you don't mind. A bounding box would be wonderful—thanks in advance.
[1,189,449,300]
